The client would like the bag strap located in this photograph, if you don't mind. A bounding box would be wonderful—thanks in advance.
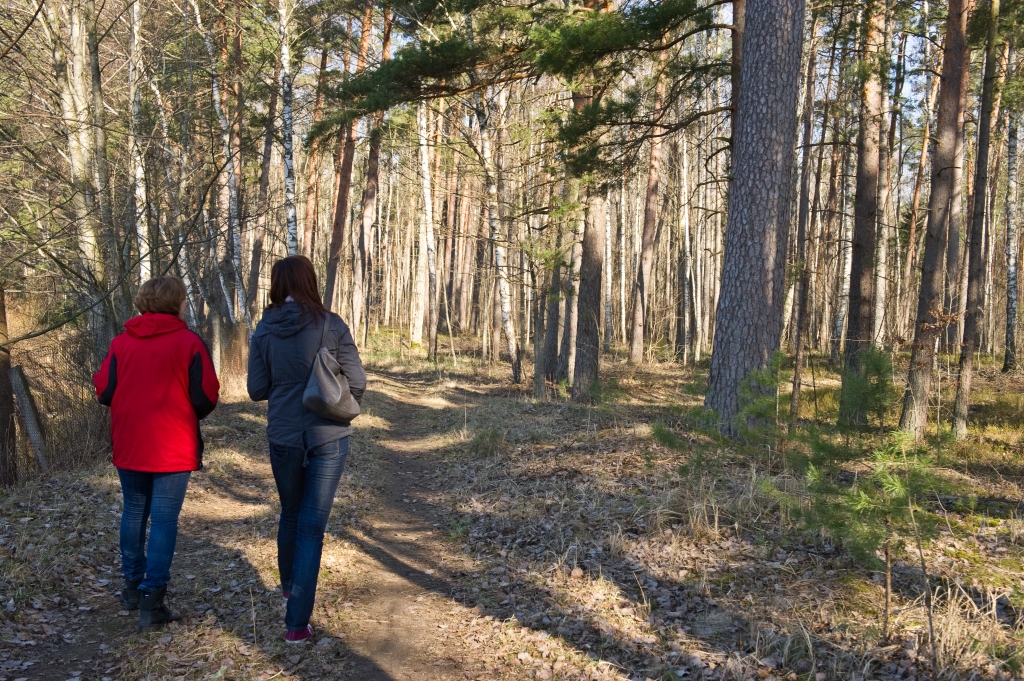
[319,315,331,349]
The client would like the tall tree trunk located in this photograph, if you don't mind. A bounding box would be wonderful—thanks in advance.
[898,0,971,439]
[945,51,972,352]
[542,226,563,381]
[704,0,805,434]
[603,188,613,353]
[418,102,440,359]
[730,0,745,142]
[194,3,248,325]
[1004,118,1019,372]
[465,17,520,381]
[629,71,666,363]
[0,285,16,486]
[84,0,119,291]
[832,149,855,363]
[790,28,819,427]
[303,44,328,259]
[278,0,298,255]
[353,8,390,342]
[839,0,884,426]
[873,13,893,346]
[902,68,940,334]
[247,65,280,319]
[559,208,583,384]
[128,0,150,282]
[953,0,1002,439]
[676,134,692,364]
[324,6,371,313]
[573,191,606,401]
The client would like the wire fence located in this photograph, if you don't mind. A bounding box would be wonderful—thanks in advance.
[9,327,110,480]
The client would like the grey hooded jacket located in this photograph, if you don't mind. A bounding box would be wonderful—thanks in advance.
[247,303,366,448]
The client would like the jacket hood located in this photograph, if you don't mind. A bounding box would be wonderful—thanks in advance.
[124,313,187,338]
[259,303,317,339]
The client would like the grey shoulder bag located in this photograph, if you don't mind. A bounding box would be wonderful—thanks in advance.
[301,317,361,422]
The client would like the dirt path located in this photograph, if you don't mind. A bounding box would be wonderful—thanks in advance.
[1,372,502,681]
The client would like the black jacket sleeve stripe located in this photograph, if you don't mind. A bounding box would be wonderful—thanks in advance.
[98,355,117,406]
[189,352,216,419]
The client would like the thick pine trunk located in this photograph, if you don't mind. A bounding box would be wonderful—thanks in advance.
[898,0,971,439]
[840,1,884,426]
[704,0,804,433]
[953,0,1001,439]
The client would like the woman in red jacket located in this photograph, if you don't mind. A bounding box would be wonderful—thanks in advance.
[93,277,219,631]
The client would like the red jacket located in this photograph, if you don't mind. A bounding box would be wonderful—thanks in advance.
[93,313,219,472]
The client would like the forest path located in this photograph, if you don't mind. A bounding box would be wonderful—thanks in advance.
[6,370,503,681]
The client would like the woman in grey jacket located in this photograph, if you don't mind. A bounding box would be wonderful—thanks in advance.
[247,255,366,643]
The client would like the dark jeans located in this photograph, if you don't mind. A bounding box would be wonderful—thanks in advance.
[270,437,348,631]
[117,468,191,593]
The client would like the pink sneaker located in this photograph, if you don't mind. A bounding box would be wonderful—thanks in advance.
[285,624,314,644]
[282,590,290,600]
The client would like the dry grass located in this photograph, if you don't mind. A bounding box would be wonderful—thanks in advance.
[3,331,1024,680]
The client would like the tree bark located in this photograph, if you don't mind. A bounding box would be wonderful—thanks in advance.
[953,0,1002,439]
[542,225,563,381]
[1004,118,1019,372]
[128,0,150,282]
[417,102,440,359]
[790,28,819,427]
[194,3,248,325]
[464,16,521,381]
[0,285,16,486]
[840,0,884,426]
[559,208,583,384]
[573,191,606,401]
[303,44,328,259]
[898,0,971,439]
[353,8,390,342]
[324,6,371,313]
[629,71,666,363]
[603,189,613,353]
[704,0,805,434]
[279,0,298,255]
[676,134,692,364]
[247,65,280,319]
[902,68,940,335]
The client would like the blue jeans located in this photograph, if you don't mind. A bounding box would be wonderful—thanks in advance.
[269,437,348,631]
[117,468,191,593]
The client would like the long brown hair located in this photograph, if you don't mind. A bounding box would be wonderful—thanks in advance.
[267,256,325,318]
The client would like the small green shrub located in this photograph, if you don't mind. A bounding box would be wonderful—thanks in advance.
[840,348,899,428]
[468,429,510,457]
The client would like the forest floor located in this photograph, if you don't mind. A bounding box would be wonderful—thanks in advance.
[1,347,1024,681]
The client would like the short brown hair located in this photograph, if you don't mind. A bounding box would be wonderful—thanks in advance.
[268,256,325,317]
[134,276,187,315]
